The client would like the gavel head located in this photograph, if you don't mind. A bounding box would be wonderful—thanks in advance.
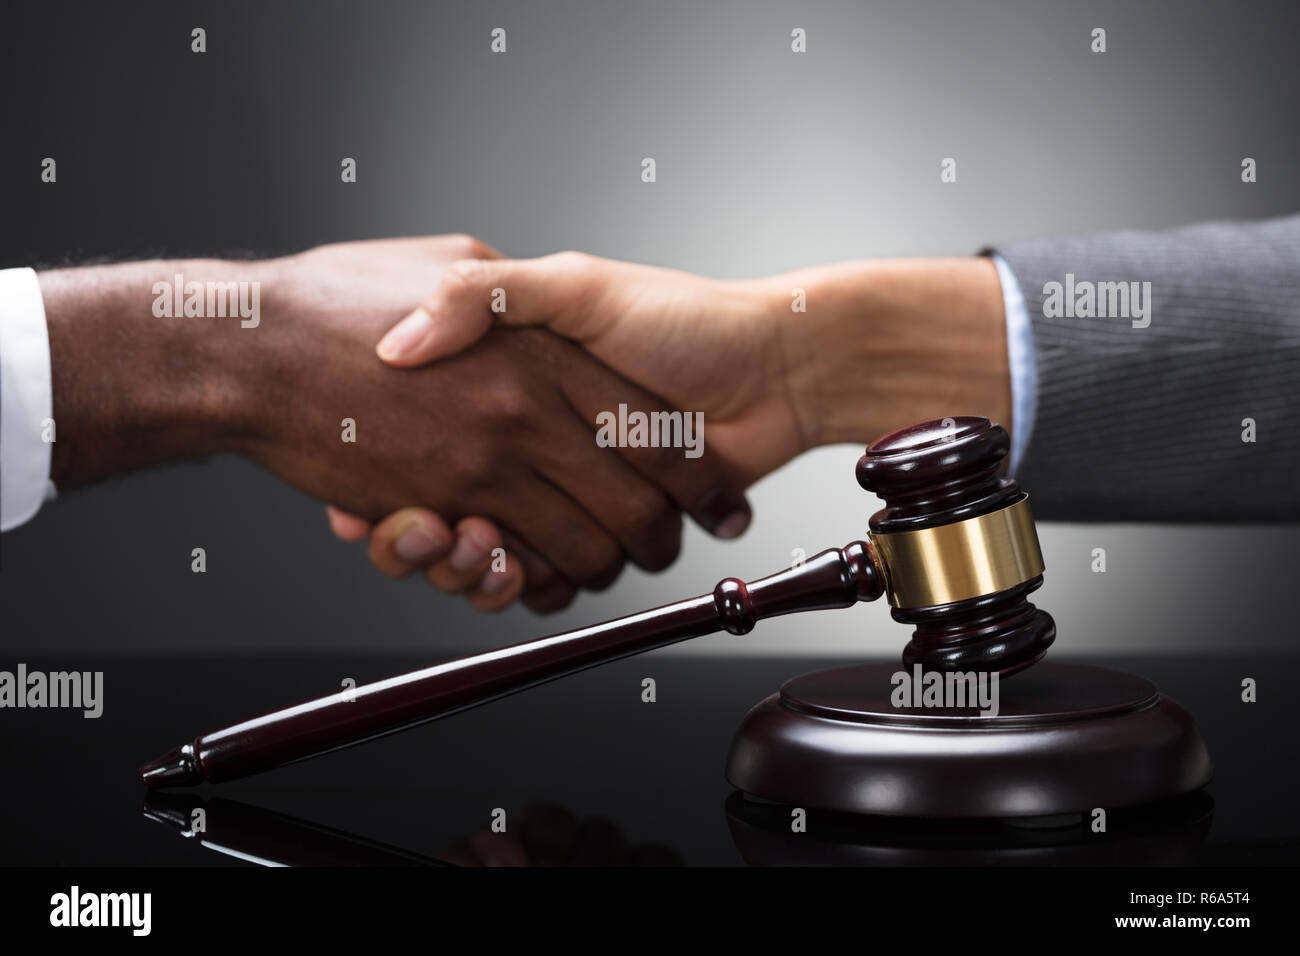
[856,416,1055,677]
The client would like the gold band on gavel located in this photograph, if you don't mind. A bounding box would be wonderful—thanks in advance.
[868,494,1045,608]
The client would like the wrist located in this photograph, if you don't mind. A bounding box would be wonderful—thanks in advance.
[40,258,271,486]
[770,257,1011,448]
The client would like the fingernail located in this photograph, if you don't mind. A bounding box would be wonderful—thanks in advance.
[377,308,433,361]
[449,532,491,572]
[394,524,442,563]
[479,570,511,594]
[713,510,751,540]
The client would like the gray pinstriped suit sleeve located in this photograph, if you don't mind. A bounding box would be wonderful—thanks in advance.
[990,214,1300,522]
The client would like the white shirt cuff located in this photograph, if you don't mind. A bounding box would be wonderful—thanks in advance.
[1,267,55,532]
[989,254,1037,478]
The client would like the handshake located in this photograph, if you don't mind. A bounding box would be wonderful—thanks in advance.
[38,235,1012,612]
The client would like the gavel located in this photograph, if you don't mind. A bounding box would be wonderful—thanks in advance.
[141,416,1056,788]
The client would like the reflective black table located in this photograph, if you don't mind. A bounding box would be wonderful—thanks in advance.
[1,653,1295,866]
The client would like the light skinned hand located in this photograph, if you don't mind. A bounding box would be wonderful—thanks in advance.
[375,252,807,484]
[322,244,757,612]
[356,249,1011,612]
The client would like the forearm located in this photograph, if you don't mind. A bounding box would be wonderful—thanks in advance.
[39,259,269,487]
[765,257,1011,449]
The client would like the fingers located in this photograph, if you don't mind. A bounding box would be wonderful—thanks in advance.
[327,503,576,613]
[374,513,527,611]
[465,560,525,612]
[528,399,684,573]
[422,516,501,591]
[376,253,600,367]
[556,358,753,542]
[325,505,372,542]
[433,233,505,261]
[497,530,578,614]
[351,510,520,611]
[499,477,627,592]
[423,517,523,613]
[366,508,454,578]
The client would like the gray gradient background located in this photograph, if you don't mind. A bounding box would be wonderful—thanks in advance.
[2,0,1297,658]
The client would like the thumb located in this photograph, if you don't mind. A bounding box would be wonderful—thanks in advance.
[376,254,592,367]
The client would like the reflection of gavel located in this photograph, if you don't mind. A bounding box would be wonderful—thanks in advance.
[142,793,683,867]
[141,417,1056,788]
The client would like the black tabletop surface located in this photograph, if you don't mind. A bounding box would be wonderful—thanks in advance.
[1,652,1295,867]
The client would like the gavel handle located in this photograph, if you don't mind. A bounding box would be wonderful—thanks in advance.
[140,541,884,787]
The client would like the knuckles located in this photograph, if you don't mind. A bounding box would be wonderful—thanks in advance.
[436,257,493,306]
[478,379,542,433]
[546,249,594,271]
[616,494,682,571]
[567,538,626,591]
[543,250,599,295]
[440,234,495,261]
[524,583,578,614]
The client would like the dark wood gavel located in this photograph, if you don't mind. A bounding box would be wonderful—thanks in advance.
[141,416,1055,787]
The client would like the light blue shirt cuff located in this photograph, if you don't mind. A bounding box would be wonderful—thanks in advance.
[989,254,1036,477]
